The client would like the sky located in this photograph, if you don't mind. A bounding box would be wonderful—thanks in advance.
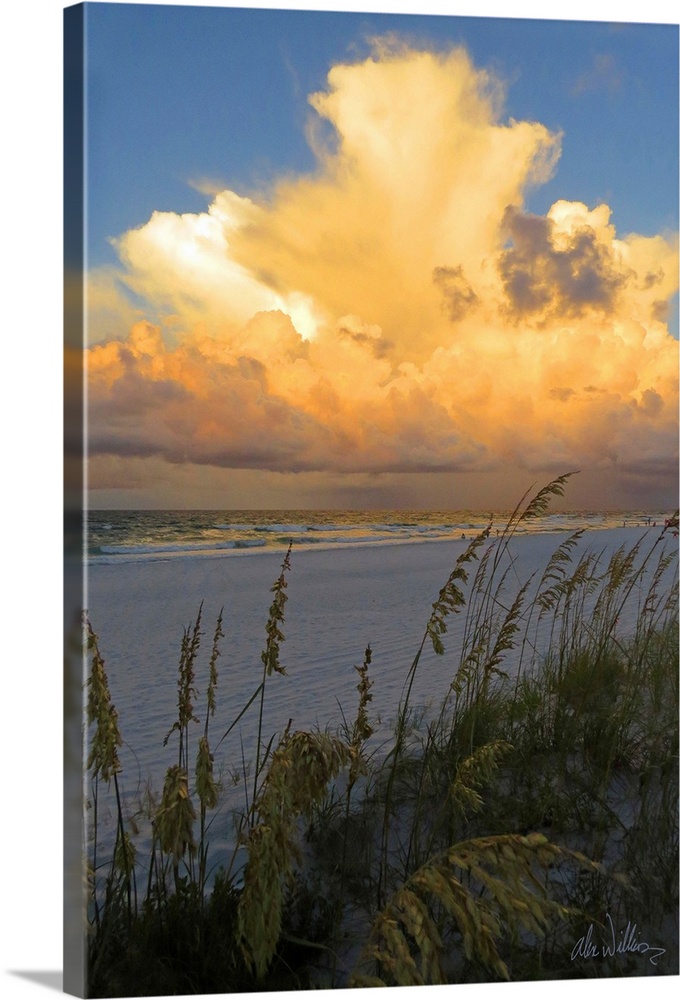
[75,0,679,511]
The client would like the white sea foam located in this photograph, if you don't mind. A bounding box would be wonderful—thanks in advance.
[88,508,672,565]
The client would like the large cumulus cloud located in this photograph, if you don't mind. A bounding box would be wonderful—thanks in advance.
[86,40,679,499]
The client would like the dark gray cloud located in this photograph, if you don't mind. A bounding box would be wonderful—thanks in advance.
[652,299,670,322]
[498,206,628,320]
[432,265,479,322]
[337,323,394,359]
[636,387,664,418]
[643,269,665,289]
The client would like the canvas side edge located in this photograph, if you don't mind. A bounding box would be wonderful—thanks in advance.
[64,3,86,997]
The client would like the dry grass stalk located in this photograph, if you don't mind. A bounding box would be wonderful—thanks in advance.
[204,607,223,726]
[114,831,137,876]
[427,527,490,656]
[519,473,575,523]
[448,739,513,818]
[351,645,374,753]
[237,727,354,978]
[251,543,295,814]
[155,764,197,863]
[262,542,293,677]
[352,832,600,987]
[163,605,203,778]
[85,618,123,782]
[196,735,219,811]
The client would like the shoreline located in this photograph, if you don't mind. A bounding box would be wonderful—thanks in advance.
[86,519,668,566]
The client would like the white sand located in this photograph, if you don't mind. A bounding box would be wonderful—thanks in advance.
[85,525,675,808]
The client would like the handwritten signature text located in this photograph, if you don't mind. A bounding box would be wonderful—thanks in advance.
[571,913,665,966]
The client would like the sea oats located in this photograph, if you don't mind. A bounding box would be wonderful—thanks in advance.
[85,618,122,783]
[155,764,197,863]
[237,728,353,978]
[352,831,601,987]
[195,735,219,811]
[261,542,293,677]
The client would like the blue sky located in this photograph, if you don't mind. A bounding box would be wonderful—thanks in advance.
[83,3,678,278]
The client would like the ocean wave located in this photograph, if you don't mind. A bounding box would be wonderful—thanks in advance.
[97,538,267,557]
[87,508,668,567]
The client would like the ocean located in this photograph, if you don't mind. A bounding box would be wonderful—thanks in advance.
[86,508,670,565]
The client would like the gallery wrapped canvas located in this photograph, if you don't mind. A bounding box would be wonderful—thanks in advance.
[64,2,679,997]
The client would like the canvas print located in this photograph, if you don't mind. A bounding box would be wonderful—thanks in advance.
[64,2,679,996]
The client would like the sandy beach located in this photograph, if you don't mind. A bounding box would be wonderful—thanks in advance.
[79,519,679,986]
[85,525,675,809]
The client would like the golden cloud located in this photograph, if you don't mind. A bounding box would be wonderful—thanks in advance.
[86,41,679,486]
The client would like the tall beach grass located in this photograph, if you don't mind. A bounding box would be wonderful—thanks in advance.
[82,476,679,995]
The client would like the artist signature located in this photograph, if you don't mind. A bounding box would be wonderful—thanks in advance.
[571,913,666,966]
